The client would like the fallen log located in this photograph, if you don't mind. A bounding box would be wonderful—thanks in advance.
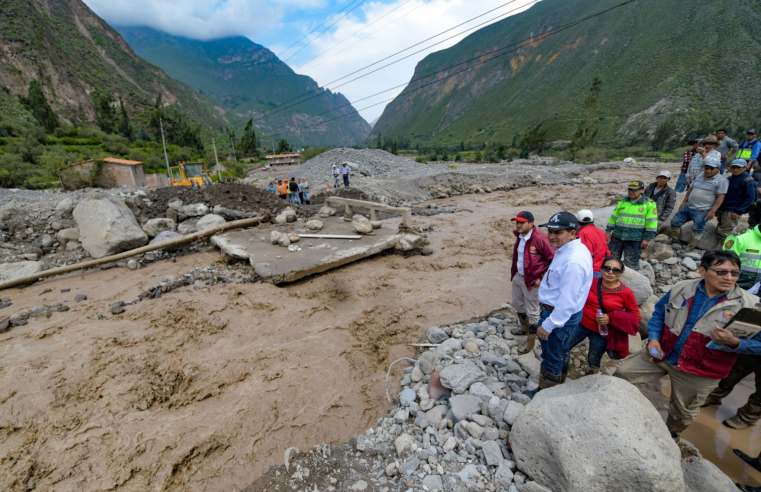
[0,215,267,291]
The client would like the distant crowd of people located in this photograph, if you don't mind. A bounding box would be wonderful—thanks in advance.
[508,128,761,491]
[267,177,311,205]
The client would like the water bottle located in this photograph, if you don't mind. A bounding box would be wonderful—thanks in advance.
[649,346,665,359]
[596,309,608,336]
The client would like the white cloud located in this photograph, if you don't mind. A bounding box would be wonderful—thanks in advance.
[82,0,326,41]
[292,0,539,122]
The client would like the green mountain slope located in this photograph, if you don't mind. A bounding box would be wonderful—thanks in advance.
[0,0,223,130]
[371,0,761,148]
[117,27,372,147]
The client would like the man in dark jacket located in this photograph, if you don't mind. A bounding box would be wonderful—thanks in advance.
[644,170,677,234]
[717,159,756,247]
[509,211,555,355]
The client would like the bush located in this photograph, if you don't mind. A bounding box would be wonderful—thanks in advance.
[415,156,428,164]
[300,147,329,163]
[455,153,462,162]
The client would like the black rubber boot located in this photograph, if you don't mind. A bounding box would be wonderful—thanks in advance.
[736,483,761,492]
[539,367,563,390]
[734,449,761,473]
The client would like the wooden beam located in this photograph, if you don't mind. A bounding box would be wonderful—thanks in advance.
[297,234,362,239]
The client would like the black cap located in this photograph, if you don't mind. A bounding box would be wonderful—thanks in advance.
[539,211,578,231]
[511,211,534,223]
[627,180,645,190]
[687,136,702,144]
[749,128,759,135]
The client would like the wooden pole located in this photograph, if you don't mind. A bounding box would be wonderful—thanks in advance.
[0,215,267,291]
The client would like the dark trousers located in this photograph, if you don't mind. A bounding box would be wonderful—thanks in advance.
[749,203,761,229]
[709,354,761,406]
[608,236,641,270]
[343,174,350,187]
[564,324,609,370]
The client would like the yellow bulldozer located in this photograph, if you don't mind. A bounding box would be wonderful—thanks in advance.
[170,162,214,187]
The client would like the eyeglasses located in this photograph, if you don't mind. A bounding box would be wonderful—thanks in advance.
[601,265,623,274]
[708,268,740,277]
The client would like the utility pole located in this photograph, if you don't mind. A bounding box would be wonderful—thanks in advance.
[160,118,170,178]
[212,138,222,181]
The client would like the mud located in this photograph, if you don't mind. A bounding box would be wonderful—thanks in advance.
[0,163,681,491]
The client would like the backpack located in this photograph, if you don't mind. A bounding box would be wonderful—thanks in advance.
[742,176,757,203]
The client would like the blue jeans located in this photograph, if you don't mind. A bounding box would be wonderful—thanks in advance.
[675,172,688,193]
[670,204,708,235]
[564,324,609,370]
[343,174,350,187]
[288,194,301,205]
[538,309,583,376]
[593,271,602,278]
[607,236,641,270]
[720,159,726,175]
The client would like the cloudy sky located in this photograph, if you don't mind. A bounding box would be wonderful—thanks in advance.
[83,0,539,123]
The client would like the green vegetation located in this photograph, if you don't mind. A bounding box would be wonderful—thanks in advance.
[300,146,330,163]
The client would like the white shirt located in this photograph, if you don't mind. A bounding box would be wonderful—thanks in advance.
[538,238,593,334]
[516,229,533,276]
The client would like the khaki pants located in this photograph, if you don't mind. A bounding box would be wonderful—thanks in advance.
[716,210,738,243]
[511,273,540,325]
[614,350,719,430]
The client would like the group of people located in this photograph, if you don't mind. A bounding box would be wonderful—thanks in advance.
[332,162,352,188]
[267,177,311,205]
[508,130,761,487]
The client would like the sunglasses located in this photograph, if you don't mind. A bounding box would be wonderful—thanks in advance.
[708,268,740,277]
[601,265,623,274]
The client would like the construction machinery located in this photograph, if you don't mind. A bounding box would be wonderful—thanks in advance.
[169,162,214,187]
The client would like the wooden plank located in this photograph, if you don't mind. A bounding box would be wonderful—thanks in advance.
[297,234,363,239]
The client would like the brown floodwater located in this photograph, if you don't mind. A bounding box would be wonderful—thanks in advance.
[662,377,761,486]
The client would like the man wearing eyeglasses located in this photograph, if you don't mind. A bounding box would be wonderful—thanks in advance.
[614,250,760,442]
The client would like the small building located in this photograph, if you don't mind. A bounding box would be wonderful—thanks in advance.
[70,157,148,188]
[266,154,301,166]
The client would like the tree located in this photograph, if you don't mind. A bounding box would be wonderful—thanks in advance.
[520,122,548,156]
[376,132,382,149]
[569,72,602,157]
[277,138,292,154]
[117,98,133,141]
[19,79,59,133]
[91,89,116,134]
[240,118,258,154]
[391,140,398,155]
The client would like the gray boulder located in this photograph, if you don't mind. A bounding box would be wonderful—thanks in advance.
[0,261,45,283]
[149,231,182,247]
[638,260,656,287]
[680,221,720,251]
[449,395,482,423]
[681,456,735,492]
[621,266,654,305]
[56,227,80,244]
[650,242,675,260]
[167,198,183,211]
[439,360,486,393]
[196,214,226,232]
[396,234,424,252]
[177,220,198,235]
[73,196,148,258]
[511,376,684,492]
[427,326,449,344]
[179,203,209,217]
[142,218,176,238]
[353,216,373,234]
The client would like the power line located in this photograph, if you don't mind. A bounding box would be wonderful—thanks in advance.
[282,0,369,63]
[265,0,638,138]
[277,0,363,58]
[264,0,538,119]
[295,0,424,71]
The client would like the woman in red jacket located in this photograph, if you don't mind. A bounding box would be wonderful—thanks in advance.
[562,257,641,375]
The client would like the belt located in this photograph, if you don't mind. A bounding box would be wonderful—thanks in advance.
[541,303,555,312]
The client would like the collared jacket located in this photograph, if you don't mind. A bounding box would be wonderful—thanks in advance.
[607,196,658,242]
[719,171,756,215]
[644,183,676,223]
[510,227,555,291]
[724,226,761,289]
[648,280,760,379]
[577,224,609,272]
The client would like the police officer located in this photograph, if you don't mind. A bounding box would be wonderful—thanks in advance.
[723,226,761,290]
[606,180,658,270]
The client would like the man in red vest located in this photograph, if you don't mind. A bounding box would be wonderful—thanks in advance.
[615,250,761,441]
[509,211,555,355]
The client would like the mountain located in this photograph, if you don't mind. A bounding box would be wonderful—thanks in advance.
[117,27,372,147]
[0,0,223,130]
[371,0,761,148]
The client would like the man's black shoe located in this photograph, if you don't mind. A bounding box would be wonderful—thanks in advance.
[734,449,761,473]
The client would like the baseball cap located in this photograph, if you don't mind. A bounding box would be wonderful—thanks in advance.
[731,159,748,168]
[576,210,594,223]
[656,171,671,178]
[511,211,534,223]
[627,180,645,190]
[539,211,578,231]
[704,160,720,168]
[748,128,759,135]
[687,136,702,144]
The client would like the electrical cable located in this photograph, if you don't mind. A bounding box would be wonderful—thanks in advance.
[277,0,363,58]
[263,0,533,117]
[264,0,638,138]
[282,0,369,63]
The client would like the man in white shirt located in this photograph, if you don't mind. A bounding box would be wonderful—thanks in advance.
[536,211,594,389]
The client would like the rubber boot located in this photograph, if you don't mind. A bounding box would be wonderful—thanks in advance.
[585,366,600,376]
[700,393,723,407]
[735,484,761,492]
[561,364,569,383]
[724,402,761,430]
[734,449,761,473]
[670,226,682,243]
[517,322,537,355]
[512,313,529,335]
[686,234,702,250]
[538,367,563,390]
[666,414,689,443]
[640,242,653,259]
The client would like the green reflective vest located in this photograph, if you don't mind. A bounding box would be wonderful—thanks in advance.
[724,226,761,289]
[606,196,658,241]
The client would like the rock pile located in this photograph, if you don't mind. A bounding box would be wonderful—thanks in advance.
[292,149,431,184]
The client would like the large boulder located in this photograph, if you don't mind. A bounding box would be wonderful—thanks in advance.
[0,261,45,283]
[353,216,373,234]
[681,456,735,492]
[439,360,486,394]
[621,266,654,305]
[142,218,176,238]
[196,214,226,232]
[73,196,148,258]
[56,227,80,244]
[679,221,721,251]
[149,230,182,246]
[638,260,656,287]
[511,376,684,492]
[179,203,209,217]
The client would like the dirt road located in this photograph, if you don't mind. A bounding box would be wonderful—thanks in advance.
[0,164,679,491]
